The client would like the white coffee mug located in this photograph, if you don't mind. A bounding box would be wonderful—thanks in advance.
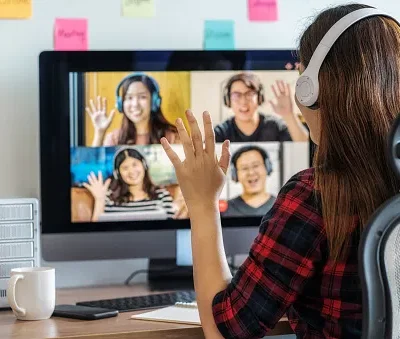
[7,267,55,321]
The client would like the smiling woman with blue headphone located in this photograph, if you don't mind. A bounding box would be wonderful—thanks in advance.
[86,73,179,146]
[160,3,400,338]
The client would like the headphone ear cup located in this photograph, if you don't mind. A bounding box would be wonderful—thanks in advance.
[230,165,238,182]
[258,89,265,106]
[142,159,148,171]
[153,94,161,112]
[223,87,230,107]
[116,97,123,113]
[266,158,273,176]
[295,75,319,108]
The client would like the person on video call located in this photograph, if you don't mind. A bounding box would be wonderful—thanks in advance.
[214,72,309,142]
[86,73,179,146]
[222,145,276,217]
[82,146,176,222]
[86,73,188,218]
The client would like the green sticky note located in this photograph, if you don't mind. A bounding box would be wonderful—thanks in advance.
[204,20,235,50]
[122,0,155,18]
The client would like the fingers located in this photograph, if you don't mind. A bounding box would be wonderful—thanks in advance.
[285,82,291,96]
[85,107,93,118]
[186,110,203,156]
[107,109,116,123]
[174,204,188,219]
[98,170,103,183]
[89,99,96,114]
[87,172,95,185]
[104,178,111,190]
[102,97,107,113]
[175,117,194,162]
[218,140,231,175]
[161,137,182,169]
[277,80,286,94]
[203,111,215,156]
[271,83,279,98]
[97,96,101,111]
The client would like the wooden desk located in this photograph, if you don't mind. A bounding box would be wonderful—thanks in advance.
[0,284,293,339]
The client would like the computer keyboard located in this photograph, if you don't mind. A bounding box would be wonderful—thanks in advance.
[76,290,196,312]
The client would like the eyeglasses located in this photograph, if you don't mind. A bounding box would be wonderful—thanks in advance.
[237,162,264,174]
[230,91,257,102]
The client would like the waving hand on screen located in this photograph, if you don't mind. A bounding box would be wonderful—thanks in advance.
[86,96,116,146]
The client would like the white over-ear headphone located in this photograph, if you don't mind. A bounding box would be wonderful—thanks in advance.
[295,8,400,108]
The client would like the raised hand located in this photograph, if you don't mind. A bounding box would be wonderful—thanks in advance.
[82,171,111,201]
[161,110,230,210]
[269,80,295,118]
[85,96,116,133]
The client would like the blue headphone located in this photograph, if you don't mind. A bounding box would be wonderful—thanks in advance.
[115,72,162,113]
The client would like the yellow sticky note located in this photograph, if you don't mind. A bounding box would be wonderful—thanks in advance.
[0,0,32,19]
[122,0,155,18]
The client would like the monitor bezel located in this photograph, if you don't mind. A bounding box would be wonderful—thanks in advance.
[39,49,311,234]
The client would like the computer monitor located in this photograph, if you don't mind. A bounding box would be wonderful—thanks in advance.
[39,50,311,288]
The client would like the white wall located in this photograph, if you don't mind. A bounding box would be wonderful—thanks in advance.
[0,0,398,288]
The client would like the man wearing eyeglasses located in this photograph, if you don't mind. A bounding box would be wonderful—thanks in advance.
[221,145,276,217]
[214,72,308,142]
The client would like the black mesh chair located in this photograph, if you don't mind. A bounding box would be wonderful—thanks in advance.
[359,114,400,339]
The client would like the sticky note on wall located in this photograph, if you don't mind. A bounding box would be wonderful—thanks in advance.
[122,0,155,18]
[204,20,235,50]
[248,0,278,22]
[0,0,32,19]
[54,18,88,51]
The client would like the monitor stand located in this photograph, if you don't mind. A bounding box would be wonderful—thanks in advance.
[147,229,194,291]
[147,258,194,291]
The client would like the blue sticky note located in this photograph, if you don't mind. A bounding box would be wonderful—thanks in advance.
[204,20,235,50]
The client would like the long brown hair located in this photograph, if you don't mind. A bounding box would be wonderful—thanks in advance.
[298,3,400,260]
[118,74,177,144]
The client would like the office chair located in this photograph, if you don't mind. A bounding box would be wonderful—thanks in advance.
[359,114,400,339]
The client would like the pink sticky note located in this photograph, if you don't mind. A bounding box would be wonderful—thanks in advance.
[248,0,278,22]
[54,18,88,51]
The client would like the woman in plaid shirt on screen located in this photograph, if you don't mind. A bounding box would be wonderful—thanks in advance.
[161,3,400,339]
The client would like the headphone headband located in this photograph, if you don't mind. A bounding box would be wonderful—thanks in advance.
[296,8,400,107]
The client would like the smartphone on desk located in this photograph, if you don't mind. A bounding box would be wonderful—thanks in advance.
[52,304,119,320]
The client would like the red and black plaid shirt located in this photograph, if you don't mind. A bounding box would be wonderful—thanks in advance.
[212,168,362,338]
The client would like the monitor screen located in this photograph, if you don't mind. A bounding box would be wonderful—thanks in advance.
[40,51,311,233]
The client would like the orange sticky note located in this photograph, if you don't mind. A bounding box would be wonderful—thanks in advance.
[0,0,32,19]
[248,0,278,22]
[54,18,88,51]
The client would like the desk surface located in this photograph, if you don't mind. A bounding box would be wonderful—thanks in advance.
[0,284,292,339]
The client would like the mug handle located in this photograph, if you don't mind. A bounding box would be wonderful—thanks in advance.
[7,274,26,316]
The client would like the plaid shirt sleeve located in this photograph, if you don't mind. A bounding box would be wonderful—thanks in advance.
[212,169,325,338]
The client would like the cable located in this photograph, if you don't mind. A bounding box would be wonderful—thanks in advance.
[124,257,241,286]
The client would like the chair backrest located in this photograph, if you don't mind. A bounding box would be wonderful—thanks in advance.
[359,194,400,339]
[359,113,400,339]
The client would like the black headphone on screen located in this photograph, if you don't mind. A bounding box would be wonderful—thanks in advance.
[223,75,265,107]
[112,146,148,180]
[230,145,273,182]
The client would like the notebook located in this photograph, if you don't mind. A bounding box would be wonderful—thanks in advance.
[130,301,200,326]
